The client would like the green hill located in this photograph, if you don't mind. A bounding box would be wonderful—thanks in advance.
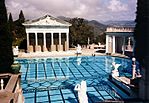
[58,16,107,44]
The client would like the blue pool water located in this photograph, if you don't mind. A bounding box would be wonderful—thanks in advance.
[15,56,135,103]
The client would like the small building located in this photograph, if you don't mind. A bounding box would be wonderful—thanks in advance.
[105,26,134,56]
[23,15,71,52]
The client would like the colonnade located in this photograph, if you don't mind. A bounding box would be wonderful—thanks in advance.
[26,32,69,52]
[106,35,116,54]
[106,35,134,55]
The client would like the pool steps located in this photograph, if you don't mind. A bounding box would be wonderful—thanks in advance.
[108,75,138,99]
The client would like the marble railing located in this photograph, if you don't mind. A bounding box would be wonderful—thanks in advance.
[106,27,134,32]
[0,73,24,103]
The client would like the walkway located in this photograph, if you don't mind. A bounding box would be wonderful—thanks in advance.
[18,48,128,58]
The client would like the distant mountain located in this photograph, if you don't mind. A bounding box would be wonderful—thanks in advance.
[58,16,107,35]
[88,20,106,28]
[88,20,107,35]
[57,16,71,22]
[57,16,108,43]
[103,20,136,27]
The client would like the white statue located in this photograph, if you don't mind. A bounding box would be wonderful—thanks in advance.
[13,46,19,56]
[74,80,88,103]
[77,58,82,65]
[76,44,82,54]
[111,62,121,77]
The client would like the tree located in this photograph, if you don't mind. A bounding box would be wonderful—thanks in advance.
[96,33,106,44]
[0,0,13,73]
[69,18,94,46]
[8,13,14,33]
[8,13,13,23]
[19,10,25,23]
[0,0,7,25]
[13,10,26,47]
[8,13,17,45]
[134,0,149,67]
[134,0,149,100]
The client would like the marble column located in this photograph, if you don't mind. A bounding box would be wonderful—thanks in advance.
[106,35,109,53]
[43,32,47,52]
[26,33,29,52]
[122,37,125,55]
[58,33,63,51]
[112,36,115,54]
[51,32,56,51]
[35,32,38,52]
[59,33,61,45]
[51,32,54,45]
[66,32,69,51]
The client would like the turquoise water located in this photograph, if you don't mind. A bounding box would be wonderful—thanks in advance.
[16,56,133,103]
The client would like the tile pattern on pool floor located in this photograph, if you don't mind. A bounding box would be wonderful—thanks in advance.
[16,56,134,103]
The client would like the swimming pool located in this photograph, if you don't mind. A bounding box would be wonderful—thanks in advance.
[16,56,134,103]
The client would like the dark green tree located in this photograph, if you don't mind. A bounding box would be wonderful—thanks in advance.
[19,10,25,23]
[13,10,26,47]
[69,18,94,46]
[0,0,13,73]
[8,13,15,33]
[0,0,7,25]
[134,0,149,100]
[8,13,13,23]
[134,0,149,67]
[96,33,106,44]
[8,13,17,44]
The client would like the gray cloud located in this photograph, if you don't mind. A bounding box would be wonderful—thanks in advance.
[108,0,128,12]
[6,0,137,22]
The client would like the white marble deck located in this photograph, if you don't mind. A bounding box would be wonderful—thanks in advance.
[18,48,128,58]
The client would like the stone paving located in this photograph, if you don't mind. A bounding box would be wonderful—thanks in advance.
[18,48,128,59]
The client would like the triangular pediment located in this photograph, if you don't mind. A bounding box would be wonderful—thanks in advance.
[23,15,71,26]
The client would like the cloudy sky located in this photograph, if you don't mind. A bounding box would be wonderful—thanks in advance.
[6,0,137,22]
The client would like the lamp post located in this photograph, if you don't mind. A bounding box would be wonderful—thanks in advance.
[132,57,136,79]
[1,79,4,90]
[87,37,89,45]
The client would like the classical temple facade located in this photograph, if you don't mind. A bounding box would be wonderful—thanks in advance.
[23,15,71,52]
[105,26,134,55]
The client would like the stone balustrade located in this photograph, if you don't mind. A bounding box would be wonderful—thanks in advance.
[106,27,134,32]
[0,73,24,103]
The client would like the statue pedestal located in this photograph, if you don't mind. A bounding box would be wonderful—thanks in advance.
[112,70,119,77]
[35,45,41,52]
[51,45,56,51]
[58,45,63,51]
[43,46,47,52]
[28,45,33,52]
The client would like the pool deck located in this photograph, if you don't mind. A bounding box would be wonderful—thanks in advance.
[18,48,129,58]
